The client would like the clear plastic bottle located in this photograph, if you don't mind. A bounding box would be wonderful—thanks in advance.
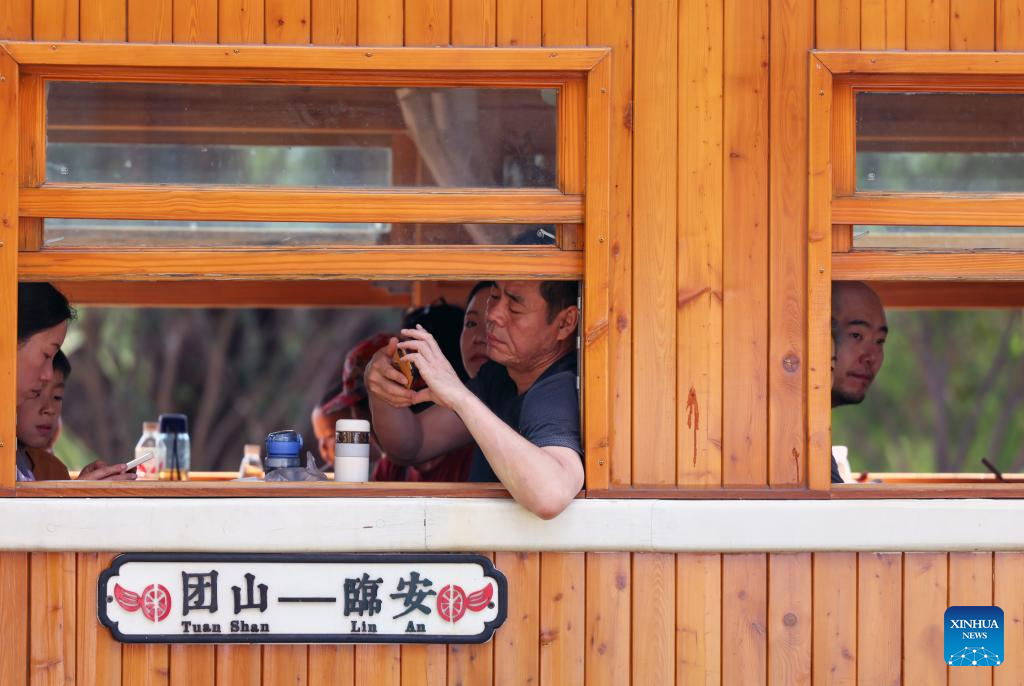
[239,443,264,479]
[157,414,190,481]
[134,421,160,480]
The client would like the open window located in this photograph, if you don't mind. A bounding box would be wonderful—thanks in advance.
[809,51,1024,493]
[0,42,612,495]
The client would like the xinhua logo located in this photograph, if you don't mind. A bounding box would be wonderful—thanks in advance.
[944,606,1004,667]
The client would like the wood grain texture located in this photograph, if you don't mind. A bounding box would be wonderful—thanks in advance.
[833,193,1024,228]
[405,0,450,45]
[311,0,356,45]
[861,0,888,48]
[446,552,494,686]
[997,0,1024,49]
[0,50,17,490]
[721,554,768,685]
[29,553,76,686]
[33,0,79,40]
[169,646,214,686]
[948,553,994,686]
[451,0,496,45]
[496,0,541,46]
[816,0,861,48]
[493,552,539,686]
[906,0,952,49]
[0,553,28,686]
[951,0,995,50]
[857,553,902,686]
[308,646,354,685]
[633,0,678,486]
[677,554,721,686]
[543,0,586,45]
[539,553,584,686]
[358,0,403,45]
[0,0,31,39]
[215,646,261,686]
[262,645,308,686]
[266,0,311,45]
[812,553,857,684]
[17,73,43,252]
[769,0,813,487]
[677,0,723,488]
[585,553,630,686]
[887,0,909,47]
[768,554,811,686]
[832,252,1024,282]
[870,281,1024,309]
[904,553,948,686]
[723,0,769,486]
[80,0,127,41]
[76,553,121,686]
[400,645,446,686]
[219,0,264,43]
[632,553,674,686]
[588,0,633,488]
[122,645,169,686]
[128,0,171,42]
[994,552,1024,686]
[174,0,218,43]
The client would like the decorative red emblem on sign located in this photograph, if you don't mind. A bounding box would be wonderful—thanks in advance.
[114,583,172,622]
[437,583,494,623]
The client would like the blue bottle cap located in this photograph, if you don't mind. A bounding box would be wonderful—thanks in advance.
[265,430,303,469]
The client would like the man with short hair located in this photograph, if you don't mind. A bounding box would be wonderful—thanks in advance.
[830,281,888,483]
[365,280,582,519]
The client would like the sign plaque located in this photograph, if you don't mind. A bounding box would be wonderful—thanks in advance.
[98,553,506,644]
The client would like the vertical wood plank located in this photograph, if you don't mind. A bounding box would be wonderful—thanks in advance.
[358,0,403,44]
[494,552,540,686]
[405,0,450,45]
[263,645,307,686]
[542,0,586,45]
[951,0,995,50]
[948,553,994,686]
[220,0,264,43]
[127,0,171,42]
[123,644,169,686]
[722,554,768,685]
[401,645,446,686]
[633,0,678,486]
[311,0,356,44]
[994,552,1024,686]
[997,0,1024,49]
[0,0,31,38]
[861,0,888,48]
[266,0,311,44]
[632,554,674,686]
[174,0,217,42]
[451,0,496,45]
[169,646,213,686]
[0,32,18,491]
[18,74,45,252]
[723,0,769,486]
[585,553,630,686]
[589,0,634,487]
[33,0,79,40]
[907,0,951,49]
[309,646,355,686]
[446,556,492,686]
[677,554,721,686]
[0,553,29,686]
[216,646,261,686]
[857,553,902,686]
[538,553,584,686]
[769,0,814,487]
[816,0,861,48]
[29,553,76,686]
[355,646,400,686]
[887,0,908,48]
[677,0,723,488]
[904,553,949,686]
[76,553,121,686]
[768,554,811,686]
[496,0,541,46]
[812,553,857,684]
[81,0,128,40]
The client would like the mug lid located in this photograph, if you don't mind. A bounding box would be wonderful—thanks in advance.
[335,419,370,432]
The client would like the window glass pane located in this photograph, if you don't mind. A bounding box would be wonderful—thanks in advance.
[856,92,1024,192]
[853,225,1024,250]
[43,219,557,248]
[46,82,558,188]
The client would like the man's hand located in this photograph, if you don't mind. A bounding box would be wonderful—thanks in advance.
[365,337,419,408]
[397,325,473,411]
[77,460,137,481]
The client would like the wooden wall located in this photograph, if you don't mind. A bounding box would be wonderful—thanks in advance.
[4,550,1024,685]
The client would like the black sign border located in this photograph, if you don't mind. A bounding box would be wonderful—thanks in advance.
[98,552,508,645]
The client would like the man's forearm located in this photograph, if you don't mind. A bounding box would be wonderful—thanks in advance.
[368,397,423,464]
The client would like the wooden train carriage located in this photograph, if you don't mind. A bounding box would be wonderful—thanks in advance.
[2,0,1024,684]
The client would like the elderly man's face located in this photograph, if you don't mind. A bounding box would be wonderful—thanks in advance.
[832,285,888,406]
[484,281,576,371]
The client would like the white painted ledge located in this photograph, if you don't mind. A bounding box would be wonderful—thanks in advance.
[1,498,1023,553]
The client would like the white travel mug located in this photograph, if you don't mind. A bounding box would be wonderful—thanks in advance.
[335,419,371,482]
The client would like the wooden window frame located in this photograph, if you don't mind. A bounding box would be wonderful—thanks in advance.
[809,50,1024,494]
[0,42,613,495]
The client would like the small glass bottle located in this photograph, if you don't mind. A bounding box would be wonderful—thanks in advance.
[239,443,264,479]
[334,419,370,482]
[134,421,160,480]
[157,414,190,481]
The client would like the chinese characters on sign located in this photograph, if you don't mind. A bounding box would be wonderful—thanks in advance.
[99,554,506,644]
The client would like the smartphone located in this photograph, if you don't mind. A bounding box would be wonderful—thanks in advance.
[125,451,155,470]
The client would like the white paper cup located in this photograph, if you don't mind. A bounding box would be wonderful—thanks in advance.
[334,456,370,482]
[335,419,370,481]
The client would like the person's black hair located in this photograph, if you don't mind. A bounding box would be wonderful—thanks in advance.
[52,349,71,380]
[17,282,74,344]
[466,281,494,306]
[539,281,579,323]
[403,300,468,381]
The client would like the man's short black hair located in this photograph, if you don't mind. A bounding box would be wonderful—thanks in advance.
[539,281,579,322]
[53,349,71,380]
